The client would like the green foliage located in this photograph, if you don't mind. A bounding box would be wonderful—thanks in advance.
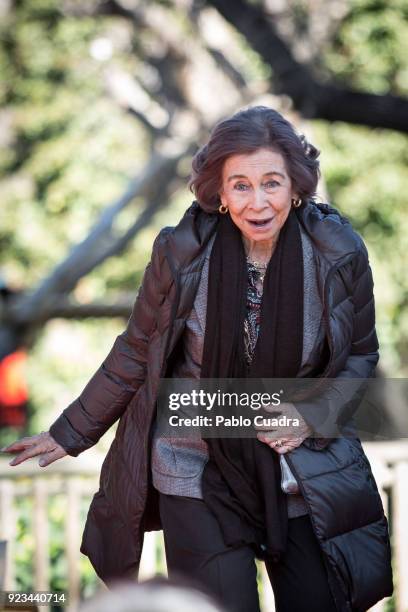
[309,0,408,374]
[323,0,408,95]
[313,120,408,373]
[14,493,34,591]
[11,491,99,609]
[0,0,151,288]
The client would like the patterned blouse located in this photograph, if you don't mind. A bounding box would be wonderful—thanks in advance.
[243,261,265,367]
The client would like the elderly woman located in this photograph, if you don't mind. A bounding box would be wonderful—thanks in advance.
[3,107,393,612]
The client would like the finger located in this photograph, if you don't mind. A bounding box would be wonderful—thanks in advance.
[3,432,50,453]
[14,438,52,458]
[269,439,292,452]
[277,436,300,445]
[1,438,37,453]
[9,445,44,466]
[256,431,278,443]
[253,420,278,432]
[272,444,291,453]
[272,439,302,453]
[273,446,291,454]
[261,405,282,415]
[276,430,302,441]
[276,437,300,447]
[256,433,290,452]
[38,447,66,467]
[277,402,292,411]
[271,437,292,446]
[10,434,58,460]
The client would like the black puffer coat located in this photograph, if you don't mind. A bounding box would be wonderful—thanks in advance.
[50,200,393,611]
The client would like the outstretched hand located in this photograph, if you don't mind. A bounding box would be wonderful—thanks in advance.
[1,431,68,467]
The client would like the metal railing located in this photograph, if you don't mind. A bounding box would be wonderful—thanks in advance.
[0,441,407,611]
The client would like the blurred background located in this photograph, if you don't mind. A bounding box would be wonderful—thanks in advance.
[0,0,407,610]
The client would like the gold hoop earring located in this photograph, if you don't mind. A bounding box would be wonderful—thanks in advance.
[291,197,302,208]
[218,203,229,214]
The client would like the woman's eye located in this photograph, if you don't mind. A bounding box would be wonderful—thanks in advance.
[264,180,279,188]
[234,183,249,191]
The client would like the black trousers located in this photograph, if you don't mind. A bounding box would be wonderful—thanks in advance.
[159,492,339,612]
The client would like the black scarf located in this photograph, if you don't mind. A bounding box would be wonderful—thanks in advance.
[200,209,304,562]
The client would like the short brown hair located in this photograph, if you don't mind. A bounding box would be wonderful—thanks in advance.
[188,106,320,213]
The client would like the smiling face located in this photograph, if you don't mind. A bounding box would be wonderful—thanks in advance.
[219,148,297,244]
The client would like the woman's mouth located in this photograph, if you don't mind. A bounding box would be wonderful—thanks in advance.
[246,217,274,230]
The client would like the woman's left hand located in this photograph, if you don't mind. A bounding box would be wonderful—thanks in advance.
[254,402,313,454]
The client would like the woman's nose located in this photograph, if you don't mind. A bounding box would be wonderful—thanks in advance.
[249,187,269,210]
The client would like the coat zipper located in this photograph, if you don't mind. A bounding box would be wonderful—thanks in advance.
[282,252,357,611]
[285,252,357,486]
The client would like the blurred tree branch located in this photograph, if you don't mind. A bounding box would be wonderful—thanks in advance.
[7,149,189,324]
[0,151,180,358]
[13,295,135,322]
[206,0,408,132]
[1,0,258,358]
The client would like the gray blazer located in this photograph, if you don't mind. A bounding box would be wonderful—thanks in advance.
[151,226,326,518]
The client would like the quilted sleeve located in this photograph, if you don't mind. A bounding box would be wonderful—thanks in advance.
[49,228,171,456]
[297,242,379,448]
